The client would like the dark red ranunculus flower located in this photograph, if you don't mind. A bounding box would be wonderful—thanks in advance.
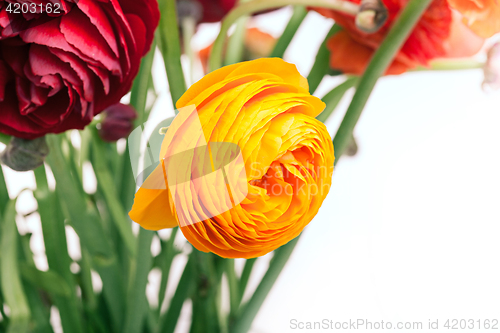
[98,103,137,142]
[0,0,159,139]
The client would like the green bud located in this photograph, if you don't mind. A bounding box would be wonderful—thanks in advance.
[0,136,49,172]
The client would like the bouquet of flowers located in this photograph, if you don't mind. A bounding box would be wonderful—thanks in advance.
[0,0,497,332]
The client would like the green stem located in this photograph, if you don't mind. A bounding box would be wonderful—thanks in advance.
[270,6,307,59]
[190,251,220,333]
[209,0,359,72]
[0,164,9,215]
[333,0,434,160]
[226,260,240,319]
[157,228,180,317]
[316,76,359,123]
[224,0,253,67]
[307,24,342,94]
[416,58,484,71]
[182,17,197,85]
[224,15,248,66]
[123,229,154,333]
[158,256,195,333]
[230,238,299,333]
[130,41,156,126]
[159,0,187,107]
[79,249,97,311]
[238,258,256,303]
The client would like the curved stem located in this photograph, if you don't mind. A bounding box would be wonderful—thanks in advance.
[416,58,484,71]
[209,0,359,72]
[307,24,342,94]
[333,0,434,160]
[270,6,308,59]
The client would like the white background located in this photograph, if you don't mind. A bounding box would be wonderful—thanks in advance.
[1,7,499,333]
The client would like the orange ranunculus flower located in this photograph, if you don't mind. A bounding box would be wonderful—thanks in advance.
[314,0,486,75]
[448,0,500,38]
[129,58,334,259]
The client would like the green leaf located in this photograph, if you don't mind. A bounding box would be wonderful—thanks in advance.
[0,200,31,333]
[45,135,126,330]
[91,131,137,257]
[156,228,180,316]
[158,256,195,333]
[20,264,72,298]
[17,234,54,333]
[33,166,85,333]
[123,229,154,333]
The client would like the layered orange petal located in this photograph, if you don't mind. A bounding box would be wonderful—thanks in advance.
[129,164,178,230]
[130,58,334,259]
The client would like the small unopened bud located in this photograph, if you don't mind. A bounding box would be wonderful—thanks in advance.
[345,135,358,157]
[177,0,203,25]
[483,42,500,92]
[0,136,49,171]
[356,0,388,33]
[98,103,138,142]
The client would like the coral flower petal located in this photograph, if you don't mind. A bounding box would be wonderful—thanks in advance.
[448,0,500,38]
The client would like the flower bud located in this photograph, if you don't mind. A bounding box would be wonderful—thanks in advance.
[0,136,49,172]
[177,0,203,24]
[356,0,388,33]
[483,42,500,92]
[98,104,138,142]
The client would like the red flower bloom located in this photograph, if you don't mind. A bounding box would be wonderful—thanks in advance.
[314,0,484,75]
[193,0,236,23]
[0,0,159,139]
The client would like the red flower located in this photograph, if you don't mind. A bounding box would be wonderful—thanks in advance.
[0,0,159,139]
[314,0,484,75]
[193,0,236,23]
